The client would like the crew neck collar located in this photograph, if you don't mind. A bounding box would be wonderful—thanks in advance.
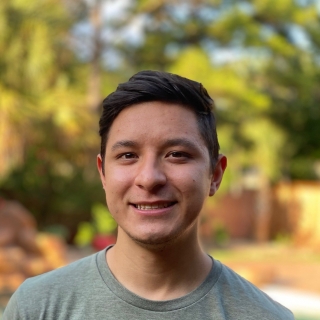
[96,247,222,312]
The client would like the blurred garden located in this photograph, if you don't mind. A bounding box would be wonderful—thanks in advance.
[1,0,320,318]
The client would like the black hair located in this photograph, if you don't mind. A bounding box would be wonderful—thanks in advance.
[99,70,220,172]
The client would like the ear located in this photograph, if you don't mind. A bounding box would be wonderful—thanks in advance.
[97,154,106,189]
[209,154,227,196]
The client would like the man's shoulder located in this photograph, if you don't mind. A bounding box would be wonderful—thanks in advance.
[3,251,107,319]
[214,261,294,319]
[18,251,99,298]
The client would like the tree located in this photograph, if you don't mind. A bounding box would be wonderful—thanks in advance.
[119,0,320,181]
[0,0,104,237]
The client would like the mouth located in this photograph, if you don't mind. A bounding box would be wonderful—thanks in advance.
[132,202,176,210]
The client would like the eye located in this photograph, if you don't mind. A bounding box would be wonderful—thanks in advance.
[170,151,186,158]
[118,153,137,160]
[167,151,191,159]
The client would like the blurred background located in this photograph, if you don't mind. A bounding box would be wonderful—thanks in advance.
[0,0,320,318]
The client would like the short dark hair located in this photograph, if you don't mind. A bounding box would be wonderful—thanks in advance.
[99,70,220,171]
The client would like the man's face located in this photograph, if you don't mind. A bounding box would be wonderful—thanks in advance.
[97,101,226,247]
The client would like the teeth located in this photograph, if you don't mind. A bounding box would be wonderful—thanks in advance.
[136,203,171,210]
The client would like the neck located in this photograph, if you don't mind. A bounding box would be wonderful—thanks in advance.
[106,227,212,301]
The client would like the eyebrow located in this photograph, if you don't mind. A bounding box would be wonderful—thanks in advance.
[111,138,200,152]
[162,138,199,151]
[111,140,138,151]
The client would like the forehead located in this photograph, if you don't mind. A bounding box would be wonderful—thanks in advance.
[106,101,204,147]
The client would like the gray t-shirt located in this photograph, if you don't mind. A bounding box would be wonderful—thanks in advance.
[3,249,293,319]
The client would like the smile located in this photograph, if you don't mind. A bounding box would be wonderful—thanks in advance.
[133,203,175,210]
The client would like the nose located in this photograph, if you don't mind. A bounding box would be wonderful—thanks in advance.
[134,155,167,191]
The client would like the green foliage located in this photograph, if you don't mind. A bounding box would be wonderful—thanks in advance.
[0,0,89,176]
[74,204,117,247]
[0,143,104,234]
[80,0,320,184]
[273,233,292,245]
[0,0,102,238]
[1,0,320,238]
[74,222,95,247]
[213,221,229,247]
[91,204,117,235]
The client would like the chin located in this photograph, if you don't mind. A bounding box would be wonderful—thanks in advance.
[127,230,183,250]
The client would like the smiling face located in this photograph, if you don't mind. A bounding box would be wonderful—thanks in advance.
[97,101,226,247]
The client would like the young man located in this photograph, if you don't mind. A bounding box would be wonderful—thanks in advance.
[4,71,293,319]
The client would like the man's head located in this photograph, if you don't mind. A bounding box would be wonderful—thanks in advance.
[99,70,220,173]
[97,71,227,247]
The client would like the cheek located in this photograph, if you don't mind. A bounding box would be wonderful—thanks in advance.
[105,167,133,191]
[171,168,209,194]
[103,171,129,210]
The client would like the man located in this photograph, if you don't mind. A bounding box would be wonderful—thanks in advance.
[4,71,293,319]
